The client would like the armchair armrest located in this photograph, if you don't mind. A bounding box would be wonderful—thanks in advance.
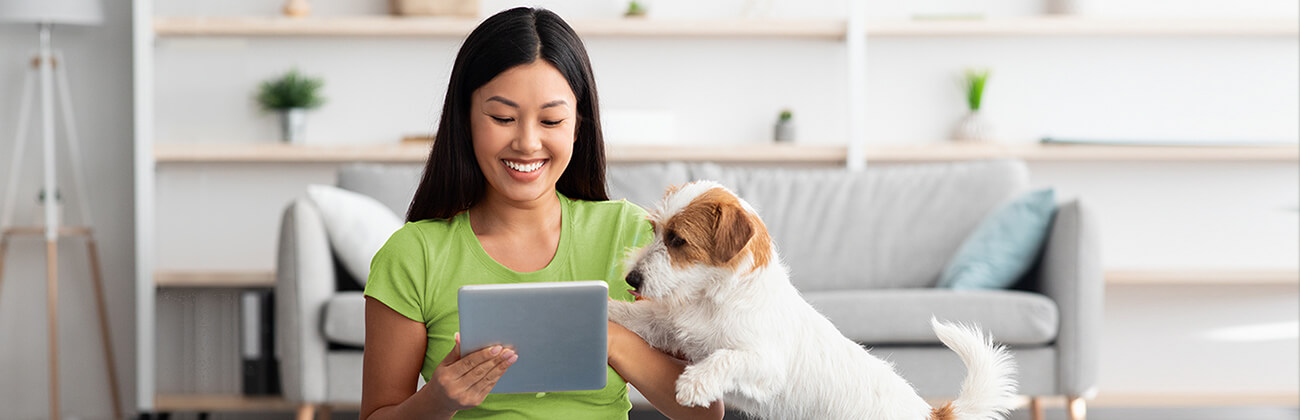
[1036,199,1104,398]
[275,198,336,403]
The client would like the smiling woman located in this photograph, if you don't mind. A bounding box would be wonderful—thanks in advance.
[358,6,723,420]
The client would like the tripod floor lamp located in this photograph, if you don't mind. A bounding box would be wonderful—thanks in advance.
[0,1,123,419]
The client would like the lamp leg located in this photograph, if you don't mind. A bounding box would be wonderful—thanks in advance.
[87,236,124,419]
[46,239,60,420]
[0,234,8,303]
[52,51,96,228]
[1,55,38,229]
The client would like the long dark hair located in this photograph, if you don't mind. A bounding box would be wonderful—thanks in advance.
[406,7,608,222]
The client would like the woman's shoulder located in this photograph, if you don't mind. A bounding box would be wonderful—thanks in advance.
[379,217,463,253]
[568,197,650,224]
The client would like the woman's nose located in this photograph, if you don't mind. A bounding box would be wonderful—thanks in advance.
[511,123,542,153]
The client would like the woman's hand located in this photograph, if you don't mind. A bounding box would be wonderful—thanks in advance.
[423,333,518,417]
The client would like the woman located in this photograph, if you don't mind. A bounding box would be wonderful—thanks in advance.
[359,7,725,420]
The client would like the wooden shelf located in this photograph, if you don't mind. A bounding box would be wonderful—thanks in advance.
[154,270,275,288]
[153,16,846,39]
[869,16,1300,37]
[153,142,1300,164]
[1106,269,1298,286]
[153,16,1299,38]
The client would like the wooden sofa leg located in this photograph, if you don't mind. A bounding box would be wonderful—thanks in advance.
[1029,397,1045,420]
[316,404,334,420]
[1067,396,1087,420]
[296,404,315,420]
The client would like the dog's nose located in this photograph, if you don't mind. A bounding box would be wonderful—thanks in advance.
[625,270,644,290]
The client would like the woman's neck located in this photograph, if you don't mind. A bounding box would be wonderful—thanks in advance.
[469,190,563,237]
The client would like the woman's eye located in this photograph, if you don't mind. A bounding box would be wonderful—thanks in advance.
[541,119,563,127]
[491,116,514,124]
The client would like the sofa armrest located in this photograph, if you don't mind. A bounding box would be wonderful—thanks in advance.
[275,198,335,403]
[1036,199,1104,398]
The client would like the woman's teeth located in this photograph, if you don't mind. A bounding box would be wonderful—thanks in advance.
[504,160,544,173]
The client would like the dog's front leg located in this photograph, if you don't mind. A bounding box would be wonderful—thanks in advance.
[676,349,781,407]
[608,300,656,337]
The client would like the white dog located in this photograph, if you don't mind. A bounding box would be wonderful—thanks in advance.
[610,181,1019,420]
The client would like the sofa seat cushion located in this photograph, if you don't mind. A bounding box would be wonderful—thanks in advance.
[322,292,366,347]
[803,289,1058,346]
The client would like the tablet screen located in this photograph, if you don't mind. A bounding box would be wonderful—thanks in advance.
[458,281,609,393]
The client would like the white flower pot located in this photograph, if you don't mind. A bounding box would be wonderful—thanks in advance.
[281,108,307,144]
[774,120,796,143]
[953,111,996,142]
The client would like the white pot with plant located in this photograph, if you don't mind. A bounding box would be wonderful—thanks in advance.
[953,69,995,142]
[257,69,326,144]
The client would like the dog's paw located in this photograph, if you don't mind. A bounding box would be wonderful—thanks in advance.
[675,366,721,407]
[607,300,634,324]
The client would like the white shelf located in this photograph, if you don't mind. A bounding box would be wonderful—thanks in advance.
[868,16,1300,37]
[153,142,1300,164]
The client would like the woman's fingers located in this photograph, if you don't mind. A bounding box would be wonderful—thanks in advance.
[468,351,518,396]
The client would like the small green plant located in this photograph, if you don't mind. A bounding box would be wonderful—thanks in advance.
[624,1,647,17]
[778,109,793,122]
[964,69,990,111]
[256,68,326,111]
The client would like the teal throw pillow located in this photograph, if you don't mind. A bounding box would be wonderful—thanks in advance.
[938,188,1057,290]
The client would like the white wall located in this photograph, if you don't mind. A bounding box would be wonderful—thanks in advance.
[0,2,136,418]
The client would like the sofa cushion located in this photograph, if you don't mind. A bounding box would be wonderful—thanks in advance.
[803,289,1058,346]
[939,188,1057,290]
[608,162,691,209]
[307,185,404,287]
[321,292,366,347]
[689,160,1029,291]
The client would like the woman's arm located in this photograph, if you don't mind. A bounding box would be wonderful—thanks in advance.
[361,297,518,420]
[609,321,725,420]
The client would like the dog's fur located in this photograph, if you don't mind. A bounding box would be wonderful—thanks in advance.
[610,181,1019,420]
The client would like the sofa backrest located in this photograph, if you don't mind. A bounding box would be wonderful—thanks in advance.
[688,160,1028,291]
[338,159,1029,291]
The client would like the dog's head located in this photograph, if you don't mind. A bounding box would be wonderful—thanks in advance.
[623,181,772,301]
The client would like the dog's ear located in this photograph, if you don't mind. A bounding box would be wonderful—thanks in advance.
[711,201,754,265]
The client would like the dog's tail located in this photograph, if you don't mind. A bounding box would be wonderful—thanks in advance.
[928,317,1019,420]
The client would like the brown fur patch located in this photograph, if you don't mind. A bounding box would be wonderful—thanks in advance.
[663,187,773,273]
[928,402,957,420]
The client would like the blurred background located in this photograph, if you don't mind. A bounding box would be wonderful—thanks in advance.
[0,0,1296,419]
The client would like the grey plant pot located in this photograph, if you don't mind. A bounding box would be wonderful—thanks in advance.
[774,120,796,143]
[281,108,307,144]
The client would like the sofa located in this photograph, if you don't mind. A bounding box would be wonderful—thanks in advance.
[275,159,1102,420]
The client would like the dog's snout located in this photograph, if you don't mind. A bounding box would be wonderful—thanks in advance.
[625,270,644,290]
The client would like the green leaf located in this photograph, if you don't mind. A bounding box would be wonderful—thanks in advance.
[255,68,327,111]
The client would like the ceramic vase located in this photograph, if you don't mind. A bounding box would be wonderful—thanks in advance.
[953,111,995,142]
[281,108,307,144]
[774,119,796,143]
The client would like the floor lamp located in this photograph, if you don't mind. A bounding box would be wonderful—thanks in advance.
[0,1,123,420]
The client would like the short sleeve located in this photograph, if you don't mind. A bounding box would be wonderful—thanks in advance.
[363,223,428,323]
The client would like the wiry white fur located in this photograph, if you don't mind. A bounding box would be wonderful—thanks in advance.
[611,181,1019,420]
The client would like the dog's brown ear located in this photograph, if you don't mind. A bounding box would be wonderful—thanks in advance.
[711,201,754,265]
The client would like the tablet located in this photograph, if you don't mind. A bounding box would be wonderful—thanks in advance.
[458,281,609,394]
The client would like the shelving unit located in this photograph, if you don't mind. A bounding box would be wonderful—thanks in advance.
[153,141,1300,164]
[134,3,1300,416]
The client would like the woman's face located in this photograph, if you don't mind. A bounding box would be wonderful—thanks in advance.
[470,60,579,207]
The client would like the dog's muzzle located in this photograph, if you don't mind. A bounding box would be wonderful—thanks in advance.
[625,269,644,291]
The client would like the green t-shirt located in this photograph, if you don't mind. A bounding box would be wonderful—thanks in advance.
[363,192,652,420]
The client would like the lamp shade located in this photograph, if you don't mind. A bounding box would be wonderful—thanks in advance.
[0,0,103,25]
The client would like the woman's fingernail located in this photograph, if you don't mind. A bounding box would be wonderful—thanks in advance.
[490,346,502,355]
[507,354,519,363]
[501,349,515,359]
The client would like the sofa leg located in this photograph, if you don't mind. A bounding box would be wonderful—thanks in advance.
[296,404,316,420]
[1029,397,1045,420]
[1067,396,1087,420]
[316,404,334,420]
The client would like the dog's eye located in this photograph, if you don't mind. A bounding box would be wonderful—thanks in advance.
[665,230,686,248]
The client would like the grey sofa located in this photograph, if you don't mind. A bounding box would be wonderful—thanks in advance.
[275,159,1102,419]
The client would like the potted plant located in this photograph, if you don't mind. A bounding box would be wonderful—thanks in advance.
[257,69,326,144]
[953,68,995,142]
[624,1,647,18]
[774,108,796,143]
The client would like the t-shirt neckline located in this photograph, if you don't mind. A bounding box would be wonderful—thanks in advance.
[460,191,573,281]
